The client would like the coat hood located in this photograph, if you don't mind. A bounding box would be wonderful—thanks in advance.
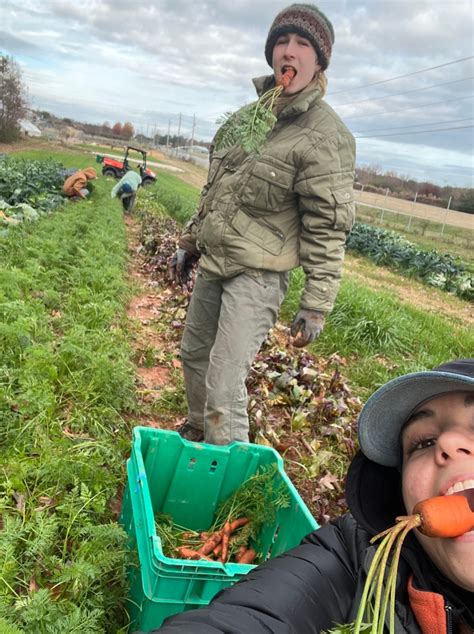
[83,167,97,180]
[345,450,406,536]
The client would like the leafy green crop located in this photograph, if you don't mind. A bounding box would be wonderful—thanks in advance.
[0,157,67,231]
[347,223,473,301]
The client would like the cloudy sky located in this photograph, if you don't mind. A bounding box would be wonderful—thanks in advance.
[1,0,473,186]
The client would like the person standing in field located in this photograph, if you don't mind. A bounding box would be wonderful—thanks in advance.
[169,3,356,445]
[62,167,97,200]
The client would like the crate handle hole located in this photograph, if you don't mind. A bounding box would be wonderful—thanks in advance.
[188,457,197,470]
[209,460,218,473]
[265,525,281,561]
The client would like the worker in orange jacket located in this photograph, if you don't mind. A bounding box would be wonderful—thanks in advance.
[63,167,97,199]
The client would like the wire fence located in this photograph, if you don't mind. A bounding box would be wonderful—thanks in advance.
[354,190,473,232]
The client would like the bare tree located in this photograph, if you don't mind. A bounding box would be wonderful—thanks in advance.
[0,55,28,142]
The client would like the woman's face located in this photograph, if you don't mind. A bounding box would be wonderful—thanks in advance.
[401,391,474,591]
[272,32,321,94]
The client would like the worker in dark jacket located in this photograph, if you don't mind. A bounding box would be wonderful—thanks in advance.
[151,359,474,633]
[169,3,356,445]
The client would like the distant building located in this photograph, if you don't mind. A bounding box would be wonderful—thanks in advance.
[19,119,42,137]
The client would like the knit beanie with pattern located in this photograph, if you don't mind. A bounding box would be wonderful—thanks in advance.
[265,4,335,70]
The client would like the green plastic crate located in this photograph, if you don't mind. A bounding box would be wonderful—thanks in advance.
[120,427,318,632]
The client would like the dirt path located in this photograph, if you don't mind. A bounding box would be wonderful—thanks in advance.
[147,149,208,189]
[124,215,185,430]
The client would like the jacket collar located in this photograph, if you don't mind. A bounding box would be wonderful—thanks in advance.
[408,576,447,634]
[252,74,323,118]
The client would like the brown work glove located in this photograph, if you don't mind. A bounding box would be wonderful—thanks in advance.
[290,309,325,348]
[168,248,199,285]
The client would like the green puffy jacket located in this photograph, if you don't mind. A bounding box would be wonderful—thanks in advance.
[179,75,356,313]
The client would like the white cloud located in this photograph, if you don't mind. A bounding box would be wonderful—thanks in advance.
[1,0,473,185]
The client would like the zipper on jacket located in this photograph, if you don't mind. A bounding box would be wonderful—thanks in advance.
[262,219,284,241]
[445,602,453,634]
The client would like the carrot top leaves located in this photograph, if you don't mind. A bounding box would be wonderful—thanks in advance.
[154,465,290,565]
[214,69,295,154]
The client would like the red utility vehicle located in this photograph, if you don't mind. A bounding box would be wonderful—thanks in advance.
[98,145,156,186]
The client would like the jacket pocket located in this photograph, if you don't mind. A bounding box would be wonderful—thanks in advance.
[239,157,296,212]
[331,186,356,231]
[229,208,284,256]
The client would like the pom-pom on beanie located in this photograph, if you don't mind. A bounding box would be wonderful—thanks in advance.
[265,4,335,70]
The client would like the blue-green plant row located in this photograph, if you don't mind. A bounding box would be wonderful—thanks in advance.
[0,156,67,232]
[347,223,473,301]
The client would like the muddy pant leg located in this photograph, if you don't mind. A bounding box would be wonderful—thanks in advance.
[180,271,222,432]
[204,271,288,445]
[121,192,136,212]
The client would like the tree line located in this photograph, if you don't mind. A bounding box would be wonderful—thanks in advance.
[356,166,473,214]
[0,55,27,142]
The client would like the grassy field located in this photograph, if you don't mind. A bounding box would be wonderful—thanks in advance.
[4,142,472,394]
[0,157,135,632]
[1,143,472,632]
[134,172,473,395]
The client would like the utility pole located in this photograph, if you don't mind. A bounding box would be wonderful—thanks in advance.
[176,112,182,152]
[166,120,171,148]
[190,113,196,147]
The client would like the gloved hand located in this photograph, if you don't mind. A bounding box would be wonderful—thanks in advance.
[290,309,325,347]
[168,248,199,285]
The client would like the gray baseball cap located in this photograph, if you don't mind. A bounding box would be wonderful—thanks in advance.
[357,359,474,468]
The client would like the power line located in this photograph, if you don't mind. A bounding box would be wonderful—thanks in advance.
[332,76,474,108]
[353,117,474,134]
[328,56,474,96]
[343,94,474,121]
[354,124,474,138]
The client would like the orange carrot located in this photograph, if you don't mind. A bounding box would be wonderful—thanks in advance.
[236,548,256,564]
[176,547,213,561]
[230,517,250,532]
[220,521,232,563]
[277,68,296,89]
[213,543,223,558]
[411,494,474,538]
[180,531,197,540]
[235,545,247,560]
[199,531,222,556]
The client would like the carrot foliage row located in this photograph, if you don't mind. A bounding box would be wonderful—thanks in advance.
[154,465,290,565]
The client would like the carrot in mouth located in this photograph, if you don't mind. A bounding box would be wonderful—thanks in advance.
[277,67,296,89]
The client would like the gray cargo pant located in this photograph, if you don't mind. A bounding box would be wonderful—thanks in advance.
[181,269,289,444]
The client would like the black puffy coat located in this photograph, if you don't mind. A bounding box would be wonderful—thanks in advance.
[149,453,474,633]
[149,514,442,633]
